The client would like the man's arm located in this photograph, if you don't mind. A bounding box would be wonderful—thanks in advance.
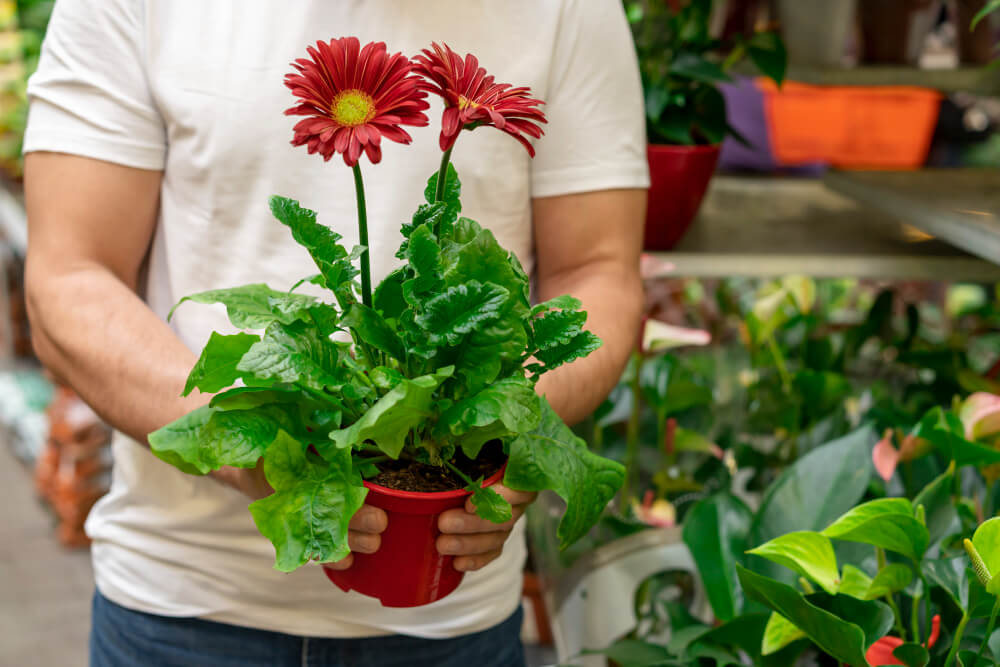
[532,188,646,424]
[436,187,645,572]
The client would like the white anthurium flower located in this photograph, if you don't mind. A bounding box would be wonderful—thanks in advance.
[639,253,676,280]
[642,318,711,355]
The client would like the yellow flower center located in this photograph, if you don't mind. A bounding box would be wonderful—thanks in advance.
[458,95,481,111]
[331,90,375,126]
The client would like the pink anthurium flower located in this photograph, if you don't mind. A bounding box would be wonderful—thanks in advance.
[639,253,676,280]
[865,615,939,666]
[634,490,676,528]
[872,429,933,482]
[960,392,1000,442]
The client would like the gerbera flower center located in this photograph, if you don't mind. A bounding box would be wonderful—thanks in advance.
[458,95,482,111]
[331,90,376,127]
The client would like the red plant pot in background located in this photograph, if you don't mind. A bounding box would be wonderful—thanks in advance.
[323,465,506,608]
[643,144,720,251]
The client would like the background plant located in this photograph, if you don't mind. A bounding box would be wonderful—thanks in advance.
[623,0,786,145]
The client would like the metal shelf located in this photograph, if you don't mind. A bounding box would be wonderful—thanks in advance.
[825,169,1000,271]
[780,64,1000,94]
[652,175,1000,281]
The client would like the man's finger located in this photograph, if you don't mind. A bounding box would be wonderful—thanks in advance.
[322,553,354,571]
[437,530,510,556]
[348,505,388,534]
[454,549,503,572]
[438,503,525,534]
[348,530,381,555]
[463,484,536,514]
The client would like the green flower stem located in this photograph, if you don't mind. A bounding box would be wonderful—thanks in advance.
[944,613,970,667]
[351,163,372,308]
[886,595,906,641]
[434,145,455,204]
[910,593,921,644]
[620,351,643,511]
[973,597,1000,667]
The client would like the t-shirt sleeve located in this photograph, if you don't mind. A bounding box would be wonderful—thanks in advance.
[530,0,649,198]
[23,0,166,170]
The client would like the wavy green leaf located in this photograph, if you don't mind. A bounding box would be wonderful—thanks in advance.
[465,482,512,524]
[168,283,317,329]
[248,432,366,571]
[340,304,405,363]
[149,405,286,475]
[236,321,344,392]
[434,376,541,458]
[415,280,509,346]
[424,163,462,228]
[182,331,260,396]
[504,397,624,548]
[268,196,358,294]
[325,370,452,458]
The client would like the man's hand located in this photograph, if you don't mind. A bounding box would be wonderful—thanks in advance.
[436,485,537,572]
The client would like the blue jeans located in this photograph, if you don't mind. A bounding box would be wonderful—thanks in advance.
[90,590,526,667]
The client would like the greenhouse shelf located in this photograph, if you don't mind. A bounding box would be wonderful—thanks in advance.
[778,64,1000,94]
[826,169,1000,272]
[653,175,1000,281]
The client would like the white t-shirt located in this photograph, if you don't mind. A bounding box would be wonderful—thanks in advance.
[24,0,648,639]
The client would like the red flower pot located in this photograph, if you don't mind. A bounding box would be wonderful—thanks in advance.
[323,465,506,608]
[643,143,720,251]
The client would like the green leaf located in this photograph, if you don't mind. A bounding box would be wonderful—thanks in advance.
[268,196,358,293]
[325,370,452,458]
[973,517,1000,591]
[762,613,806,656]
[892,643,929,667]
[182,331,259,396]
[424,163,462,227]
[822,498,929,560]
[434,376,541,459]
[504,397,624,548]
[168,284,317,329]
[583,638,672,666]
[737,565,886,666]
[533,330,602,371]
[971,0,1000,30]
[415,280,509,346]
[747,531,841,595]
[839,565,874,599]
[149,405,284,475]
[682,492,752,621]
[466,482,512,524]
[692,613,770,660]
[439,220,530,313]
[340,304,405,363]
[208,386,315,412]
[669,51,731,83]
[236,321,342,391]
[913,462,958,549]
[923,556,970,612]
[915,407,1000,466]
[402,224,444,305]
[532,308,587,351]
[746,30,787,85]
[751,427,874,545]
[531,294,581,317]
[865,564,914,600]
[248,432,366,572]
[373,268,407,320]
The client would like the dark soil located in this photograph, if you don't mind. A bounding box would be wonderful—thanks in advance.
[369,440,505,492]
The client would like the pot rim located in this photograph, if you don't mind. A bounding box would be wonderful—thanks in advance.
[362,461,506,501]
[647,142,721,154]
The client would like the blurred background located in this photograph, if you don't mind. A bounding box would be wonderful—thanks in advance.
[1,1,999,665]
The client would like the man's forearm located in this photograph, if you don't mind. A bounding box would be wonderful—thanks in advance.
[534,260,643,425]
[26,263,204,443]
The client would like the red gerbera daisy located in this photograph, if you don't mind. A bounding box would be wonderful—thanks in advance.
[412,42,547,156]
[284,37,430,166]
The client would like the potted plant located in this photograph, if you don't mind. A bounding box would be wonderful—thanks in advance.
[624,0,787,250]
[146,37,625,608]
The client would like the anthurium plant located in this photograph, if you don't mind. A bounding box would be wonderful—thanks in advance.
[592,398,1000,667]
[623,0,787,145]
[148,37,624,572]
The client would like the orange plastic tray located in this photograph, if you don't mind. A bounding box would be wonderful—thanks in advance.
[758,79,941,170]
